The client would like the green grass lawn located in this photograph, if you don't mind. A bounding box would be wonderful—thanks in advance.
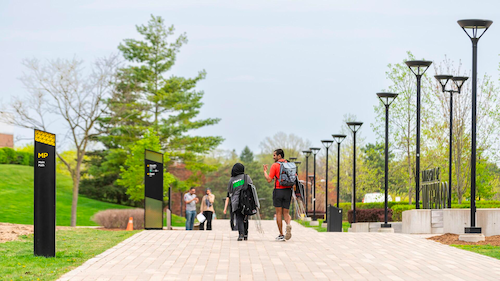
[0,164,131,226]
[452,245,500,260]
[0,228,140,280]
[164,213,186,227]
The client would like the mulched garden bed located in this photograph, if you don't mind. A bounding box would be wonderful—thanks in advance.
[428,233,500,246]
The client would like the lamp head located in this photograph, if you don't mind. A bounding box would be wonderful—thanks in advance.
[458,19,493,39]
[346,121,363,133]
[405,60,432,76]
[321,140,334,149]
[452,76,469,93]
[294,161,301,166]
[309,147,321,155]
[376,92,399,106]
[332,134,347,144]
[302,150,312,157]
[434,75,453,92]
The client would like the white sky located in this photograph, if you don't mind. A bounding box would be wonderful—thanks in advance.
[1,0,499,154]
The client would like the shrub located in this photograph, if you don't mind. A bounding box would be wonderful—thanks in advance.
[0,147,16,164]
[92,209,144,229]
[15,151,32,166]
[391,205,415,221]
[0,149,7,164]
[451,201,500,208]
[347,208,392,224]
[339,202,409,221]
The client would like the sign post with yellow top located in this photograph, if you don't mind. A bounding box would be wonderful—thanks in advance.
[34,129,56,257]
[144,150,163,230]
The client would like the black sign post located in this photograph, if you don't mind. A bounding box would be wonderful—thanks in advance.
[144,150,163,230]
[34,129,56,257]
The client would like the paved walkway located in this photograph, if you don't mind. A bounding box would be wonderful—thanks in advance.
[59,219,500,280]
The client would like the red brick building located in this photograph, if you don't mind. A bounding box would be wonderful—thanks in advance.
[0,133,13,148]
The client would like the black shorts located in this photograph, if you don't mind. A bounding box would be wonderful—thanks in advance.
[273,188,292,209]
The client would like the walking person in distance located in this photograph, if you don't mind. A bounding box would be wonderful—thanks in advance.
[224,163,253,241]
[200,188,215,230]
[184,187,198,230]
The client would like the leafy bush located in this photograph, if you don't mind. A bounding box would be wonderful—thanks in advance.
[347,208,392,224]
[0,148,34,166]
[338,200,500,222]
[391,205,415,221]
[92,209,144,229]
[451,201,500,208]
[15,151,32,166]
[0,147,16,164]
[339,202,410,221]
[0,150,6,164]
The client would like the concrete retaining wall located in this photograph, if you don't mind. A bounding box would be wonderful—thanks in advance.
[403,208,500,236]
[348,222,402,233]
[477,209,500,237]
[402,209,431,234]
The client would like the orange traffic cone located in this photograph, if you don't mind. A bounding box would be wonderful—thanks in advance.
[126,217,134,231]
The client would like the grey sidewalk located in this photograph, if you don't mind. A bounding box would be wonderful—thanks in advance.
[59,219,500,280]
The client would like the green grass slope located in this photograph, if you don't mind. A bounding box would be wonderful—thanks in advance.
[0,164,131,226]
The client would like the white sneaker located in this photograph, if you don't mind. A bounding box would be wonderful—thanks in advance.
[275,235,285,242]
[285,224,292,240]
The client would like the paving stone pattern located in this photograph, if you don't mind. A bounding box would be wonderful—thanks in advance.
[59,220,500,280]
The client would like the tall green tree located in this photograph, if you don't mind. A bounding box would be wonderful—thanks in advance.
[90,15,223,202]
[240,146,254,163]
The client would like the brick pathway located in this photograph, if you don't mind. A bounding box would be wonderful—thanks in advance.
[59,219,500,280]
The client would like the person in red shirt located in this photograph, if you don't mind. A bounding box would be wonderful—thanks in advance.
[263,148,292,241]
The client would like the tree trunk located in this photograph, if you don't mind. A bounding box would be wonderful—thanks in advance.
[70,174,80,227]
[70,158,83,227]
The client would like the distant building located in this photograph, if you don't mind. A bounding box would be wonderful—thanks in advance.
[0,133,13,148]
[0,112,14,148]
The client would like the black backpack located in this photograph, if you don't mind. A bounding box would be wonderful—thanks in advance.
[239,174,258,216]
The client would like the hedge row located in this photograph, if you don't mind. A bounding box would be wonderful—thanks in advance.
[0,147,34,166]
[347,209,392,224]
[338,202,410,221]
[338,201,500,222]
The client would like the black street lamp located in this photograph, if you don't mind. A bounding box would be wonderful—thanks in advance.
[308,174,315,216]
[377,93,399,228]
[309,147,321,220]
[332,134,346,208]
[302,150,312,215]
[406,60,432,209]
[435,75,469,208]
[321,140,334,222]
[346,122,363,223]
[458,19,492,235]
[289,157,297,162]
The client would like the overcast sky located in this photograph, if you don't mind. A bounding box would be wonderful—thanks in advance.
[1,0,499,154]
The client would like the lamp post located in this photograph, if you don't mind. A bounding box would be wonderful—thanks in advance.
[310,147,321,220]
[458,19,492,235]
[346,122,363,223]
[332,134,346,208]
[308,174,315,216]
[321,140,334,222]
[377,93,399,228]
[302,150,312,215]
[406,60,432,209]
[289,157,297,162]
[435,75,469,208]
[292,160,301,217]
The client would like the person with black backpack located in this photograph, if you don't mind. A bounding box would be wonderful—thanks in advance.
[263,148,297,241]
[223,163,254,241]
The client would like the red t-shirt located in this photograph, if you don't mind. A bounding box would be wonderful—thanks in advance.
[269,159,290,189]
